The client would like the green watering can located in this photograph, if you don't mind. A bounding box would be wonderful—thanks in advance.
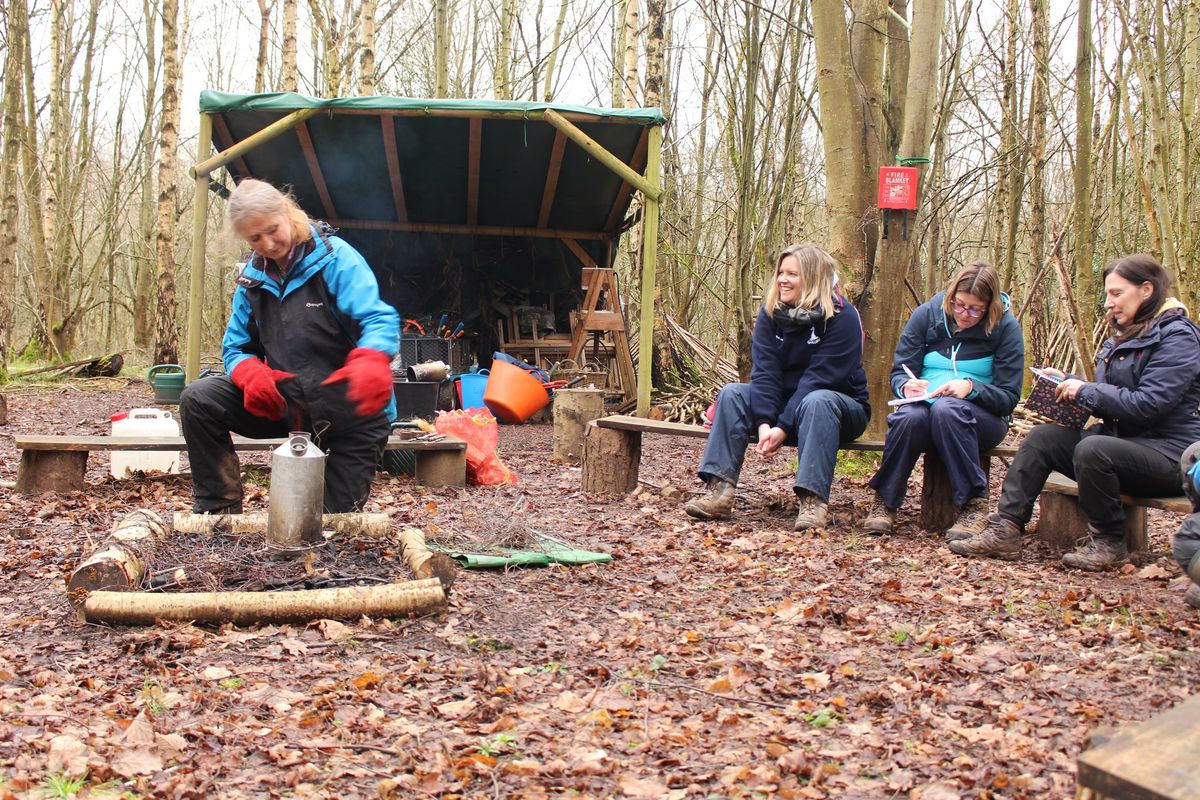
[148,364,186,404]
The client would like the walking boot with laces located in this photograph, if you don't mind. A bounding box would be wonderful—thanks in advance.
[1185,582,1200,611]
[1061,528,1128,571]
[862,493,895,535]
[945,495,990,542]
[947,514,1022,560]
[794,490,829,531]
[684,477,736,520]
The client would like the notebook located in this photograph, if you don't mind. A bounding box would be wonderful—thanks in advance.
[1021,368,1091,429]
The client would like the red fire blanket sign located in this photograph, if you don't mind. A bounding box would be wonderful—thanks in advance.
[877,166,919,210]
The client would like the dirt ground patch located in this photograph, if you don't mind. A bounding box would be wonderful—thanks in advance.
[1,382,1197,798]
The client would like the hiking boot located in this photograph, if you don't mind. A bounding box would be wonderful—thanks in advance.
[947,514,1022,561]
[684,477,736,520]
[794,491,829,531]
[1185,582,1200,611]
[1061,529,1128,571]
[946,496,990,542]
[862,493,895,535]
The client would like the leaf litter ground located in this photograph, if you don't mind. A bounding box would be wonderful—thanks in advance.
[0,383,1198,799]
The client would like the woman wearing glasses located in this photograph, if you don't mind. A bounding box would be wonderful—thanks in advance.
[952,254,1200,571]
[863,261,1025,537]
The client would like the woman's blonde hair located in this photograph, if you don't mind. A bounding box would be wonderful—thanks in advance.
[763,243,839,319]
[943,260,1004,334]
[227,178,313,246]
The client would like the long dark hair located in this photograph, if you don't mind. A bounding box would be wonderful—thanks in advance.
[1103,254,1171,341]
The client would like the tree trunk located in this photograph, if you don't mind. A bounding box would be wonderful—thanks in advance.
[0,0,26,377]
[1026,0,1049,367]
[643,0,664,107]
[623,0,641,107]
[732,1,762,381]
[358,0,377,94]
[434,0,450,96]
[255,0,274,93]
[999,0,1022,291]
[495,0,517,100]
[1072,0,1097,375]
[541,0,569,100]
[870,0,946,437]
[134,0,158,350]
[154,0,181,365]
[282,0,299,92]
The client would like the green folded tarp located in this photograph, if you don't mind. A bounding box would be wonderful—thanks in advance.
[429,536,612,569]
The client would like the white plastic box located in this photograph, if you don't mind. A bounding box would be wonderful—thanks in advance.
[110,408,181,478]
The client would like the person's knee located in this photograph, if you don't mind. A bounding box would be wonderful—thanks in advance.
[1174,514,1200,575]
[1019,423,1065,456]
[886,403,929,435]
[1072,435,1113,471]
[930,397,973,425]
[799,389,840,417]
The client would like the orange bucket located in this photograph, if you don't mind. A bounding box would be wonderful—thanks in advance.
[483,359,550,423]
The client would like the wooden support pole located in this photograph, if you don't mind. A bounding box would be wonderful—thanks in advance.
[191,107,320,178]
[67,511,168,603]
[380,116,408,222]
[185,113,214,382]
[604,127,649,231]
[538,131,566,227]
[295,120,338,219]
[81,578,447,626]
[543,109,661,200]
[467,117,481,225]
[637,125,662,416]
[173,512,391,537]
[211,114,251,176]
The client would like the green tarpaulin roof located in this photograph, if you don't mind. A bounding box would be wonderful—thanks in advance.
[198,91,664,319]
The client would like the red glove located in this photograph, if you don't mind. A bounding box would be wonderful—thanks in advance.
[230,358,296,420]
[322,348,393,416]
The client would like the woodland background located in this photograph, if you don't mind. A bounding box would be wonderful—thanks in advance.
[0,0,1195,426]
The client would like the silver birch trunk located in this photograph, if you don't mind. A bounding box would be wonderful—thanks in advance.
[154,0,181,365]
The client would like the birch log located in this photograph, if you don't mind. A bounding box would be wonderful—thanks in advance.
[172,512,391,537]
[398,528,457,591]
[81,578,447,626]
[67,511,168,603]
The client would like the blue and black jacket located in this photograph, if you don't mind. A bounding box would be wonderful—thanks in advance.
[1078,302,1200,461]
[890,291,1025,419]
[749,297,871,431]
[222,223,400,422]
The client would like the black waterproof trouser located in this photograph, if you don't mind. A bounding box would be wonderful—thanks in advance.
[179,375,389,514]
[997,424,1178,540]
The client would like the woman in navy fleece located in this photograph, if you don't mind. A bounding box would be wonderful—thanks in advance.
[862,261,1024,537]
[685,243,871,530]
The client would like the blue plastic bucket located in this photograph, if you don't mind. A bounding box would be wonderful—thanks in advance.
[457,371,488,409]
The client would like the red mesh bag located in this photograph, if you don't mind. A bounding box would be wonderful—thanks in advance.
[434,409,518,485]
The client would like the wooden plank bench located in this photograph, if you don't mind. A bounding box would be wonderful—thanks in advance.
[581,414,1018,530]
[14,434,467,493]
[1039,470,1191,554]
[1075,692,1200,799]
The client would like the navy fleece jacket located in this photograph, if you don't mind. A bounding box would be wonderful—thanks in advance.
[749,298,871,431]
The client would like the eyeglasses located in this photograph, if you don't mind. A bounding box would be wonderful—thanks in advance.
[951,301,985,319]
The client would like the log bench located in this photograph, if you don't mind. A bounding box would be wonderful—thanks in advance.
[14,434,467,493]
[581,415,1018,530]
[1039,470,1191,554]
[1075,692,1200,800]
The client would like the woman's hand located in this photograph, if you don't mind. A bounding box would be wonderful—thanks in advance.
[756,425,786,456]
[932,379,973,399]
[1040,367,1067,380]
[902,378,930,398]
[1055,378,1086,402]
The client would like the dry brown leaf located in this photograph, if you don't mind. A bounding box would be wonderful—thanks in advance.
[437,698,476,719]
[111,747,163,777]
[617,773,669,797]
[567,747,611,775]
[800,671,831,691]
[46,734,89,777]
[121,710,156,746]
[201,666,232,680]
[318,619,352,642]
[552,691,588,713]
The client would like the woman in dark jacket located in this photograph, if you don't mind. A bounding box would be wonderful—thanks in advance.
[863,261,1024,536]
[684,243,871,530]
[951,254,1200,569]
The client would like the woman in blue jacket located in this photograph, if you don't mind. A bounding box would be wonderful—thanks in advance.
[180,179,400,515]
[951,254,1200,569]
[685,243,871,530]
[863,261,1024,536]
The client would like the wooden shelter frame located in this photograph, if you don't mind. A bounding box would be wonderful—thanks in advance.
[186,104,663,415]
